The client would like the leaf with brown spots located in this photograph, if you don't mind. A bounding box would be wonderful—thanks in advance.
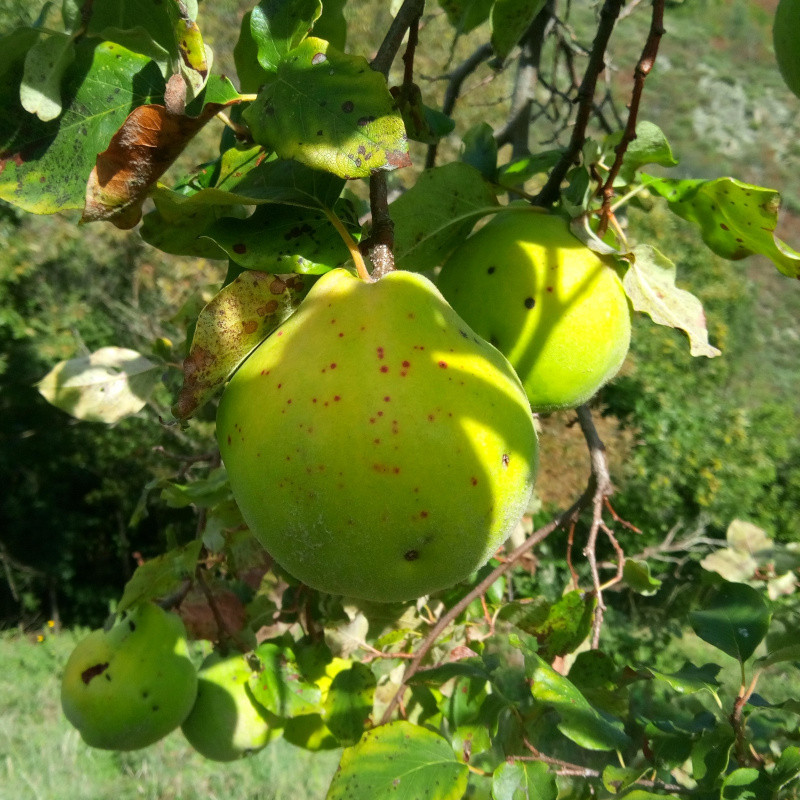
[243,37,409,180]
[82,77,240,229]
[173,270,311,419]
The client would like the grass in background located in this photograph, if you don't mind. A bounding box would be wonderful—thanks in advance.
[0,630,340,800]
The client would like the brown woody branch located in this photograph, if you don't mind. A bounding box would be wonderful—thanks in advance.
[597,0,665,236]
[534,0,625,208]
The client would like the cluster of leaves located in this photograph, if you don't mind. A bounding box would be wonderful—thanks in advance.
[1,0,799,798]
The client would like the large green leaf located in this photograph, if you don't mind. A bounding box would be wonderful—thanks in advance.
[251,641,323,718]
[490,0,547,62]
[689,581,771,663]
[392,162,499,270]
[644,174,800,279]
[243,37,409,179]
[326,721,469,800]
[0,38,164,214]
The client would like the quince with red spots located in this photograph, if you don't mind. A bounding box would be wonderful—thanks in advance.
[216,268,537,602]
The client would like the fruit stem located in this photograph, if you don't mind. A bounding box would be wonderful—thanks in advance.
[324,208,371,281]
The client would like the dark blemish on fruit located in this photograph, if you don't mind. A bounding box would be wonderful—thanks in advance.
[81,663,109,684]
[378,411,384,417]
[393,467,400,474]
[369,417,376,424]
[312,398,318,403]
[142,690,149,699]
[438,361,448,369]
[334,395,341,402]
[380,365,389,373]
[404,550,419,561]
[720,223,729,230]
[152,705,160,712]
[341,100,355,113]
[277,383,282,389]
[546,286,554,292]
[374,438,380,444]
[459,330,469,338]
[420,511,429,518]
[402,360,410,368]
[232,243,247,254]
[129,621,136,632]
[502,453,510,467]
[384,396,391,402]
[227,435,231,445]
[524,296,535,309]
[376,346,385,359]
[287,399,292,404]
[471,477,478,486]
[312,52,327,65]
[487,266,496,274]
[428,414,435,422]
[330,363,337,369]
[338,332,344,337]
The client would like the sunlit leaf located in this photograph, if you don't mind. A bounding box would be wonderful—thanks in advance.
[173,270,311,419]
[243,38,409,179]
[117,540,202,613]
[326,721,469,800]
[622,559,662,596]
[438,0,494,34]
[37,346,160,423]
[322,662,376,746]
[689,581,771,663]
[252,641,322,717]
[623,244,721,358]
[647,661,722,702]
[605,121,678,184]
[20,30,75,121]
[644,174,800,279]
[249,0,322,72]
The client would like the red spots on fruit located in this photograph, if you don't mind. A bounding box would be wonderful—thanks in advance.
[402,360,410,368]
[438,361,448,369]
[330,363,337,369]
[407,312,416,319]
[377,410,384,417]
[393,466,400,474]
[427,414,435,422]
[471,477,478,486]
[546,286,554,293]
[330,318,336,324]
[413,345,425,350]
[338,332,344,338]
[380,365,389,373]
[287,399,292,404]
[81,662,109,684]
[720,223,729,230]
[383,396,391,402]
[502,453,510,467]
[369,417,376,424]
[376,347,385,359]
[277,330,284,336]
[277,383,282,389]
[373,438,381,444]
[420,510,429,519]
[312,398,318,403]
[392,420,399,434]
[260,369,270,376]
[334,395,341,402]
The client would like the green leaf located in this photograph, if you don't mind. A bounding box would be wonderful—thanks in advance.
[392,82,455,145]
[284,713,339,750]
[691,724,734,784]
[644,174,800,279]
[490,0,547,62]
[496,149,563,188]
[689,581,771,663]
[773,0,800,99]
[407,658,492,687]
[0,39,165,214]
[20,30,75,121]
[647,662,722,701]
[524,650,629,751]
[721,768,761,800]
[312,0,347,50]
[243,38,410,179]
[772,746,800,794]
[461,122,498,180]
[491,760,557,800]
[36,346,160,423]
[173,270,311,419]
[117,540,202,612]
[755,644,800,669]
[160,467,231,510]
[322,662,376,746]
[234,10,270,93]
[622,559,662,596]
[605,121,678,184]
[326,721,469,800]
[438,0,494,34]
[251,641,322,717]
[601,764,649,794]
[202,204,351,274]
[451,724,492,765]
[249,0,322,72]
[392,162,499,271]
[623,244,722,358]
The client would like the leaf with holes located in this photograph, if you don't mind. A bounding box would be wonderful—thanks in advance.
[37,347,160,423]
[243,38,409,179]
[326,721,469,800]
[689,581,771,663]
[173,270,310,419]
[624,244,721,358]
[644,174,800,279]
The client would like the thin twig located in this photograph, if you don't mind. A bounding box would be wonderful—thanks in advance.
[534,0,624,208]
[597,0,665,235]
[371,0,426,78]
